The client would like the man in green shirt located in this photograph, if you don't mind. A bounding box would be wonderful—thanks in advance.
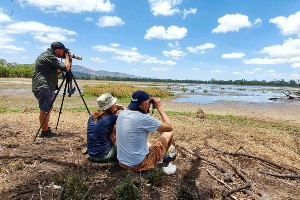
[32,42,71,138]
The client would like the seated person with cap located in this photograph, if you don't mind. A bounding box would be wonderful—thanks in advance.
[87,93,125,163]
[116,90,175,172]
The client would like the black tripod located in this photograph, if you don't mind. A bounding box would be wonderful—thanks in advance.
[33,67,91,142]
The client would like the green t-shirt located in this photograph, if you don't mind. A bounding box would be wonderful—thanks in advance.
[32,48,67,91]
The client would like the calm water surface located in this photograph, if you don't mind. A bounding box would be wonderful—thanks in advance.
[171,84,300,105]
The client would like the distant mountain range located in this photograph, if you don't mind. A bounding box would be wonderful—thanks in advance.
[71,65,142,78]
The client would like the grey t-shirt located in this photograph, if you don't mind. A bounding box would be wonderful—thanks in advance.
[116,110,161,166]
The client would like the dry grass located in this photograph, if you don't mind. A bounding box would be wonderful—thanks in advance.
[0,78,300,199]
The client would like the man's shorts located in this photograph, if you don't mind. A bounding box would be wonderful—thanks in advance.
[119,137,168,172]
[33,89,55,112]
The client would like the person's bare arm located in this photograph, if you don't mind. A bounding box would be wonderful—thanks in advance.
[153,97,173,132]
[64,52,71,71]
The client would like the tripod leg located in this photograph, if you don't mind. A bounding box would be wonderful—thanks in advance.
[32,77,66,143]
[55,78,69,130]
[70,71,91,115]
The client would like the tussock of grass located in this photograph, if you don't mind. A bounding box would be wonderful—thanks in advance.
[0,107,22,113]
[54,171,88,200]
[114,179,141,200]
[144,167,165,186]
[83,84,173,99]
[176,184,195,200]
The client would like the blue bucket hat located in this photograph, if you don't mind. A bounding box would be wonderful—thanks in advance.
[128,90,150,110]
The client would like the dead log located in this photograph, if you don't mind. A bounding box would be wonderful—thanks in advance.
[258,170,300,179]
[209,145,299,173]
[226,182,251,196]
[221,157,266,200]
[176,145,235,182]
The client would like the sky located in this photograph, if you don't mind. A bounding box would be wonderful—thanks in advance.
[1,0,300,81]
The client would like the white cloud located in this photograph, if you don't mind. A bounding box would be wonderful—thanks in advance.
[144,25,187,40]
[0,12,12,23]
[150,67,170,71]
[244,57,288,65]
[91,57,106,63]
[254,67,263,71]
[191,67,199,70]
[222,52,246,59]
[93,44,176,65]
[186,43,216,54]
[270,11,300,37]
[183,8,197,19]
[168,41,180,48]
[244,38,300,68]
[291,63,300,68]
[84,17,93,22]
[212,14,260,33]
[110,43,120,47]
[211,70,226,73]
[233,72,242,75]
[148,0,181,16]
[260,38,300,58]
[163,49,186,59]
[2,21,76,43]
[18,0,115,13]
[96,16,124,27]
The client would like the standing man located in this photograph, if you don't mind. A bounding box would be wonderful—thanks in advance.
[116,90,175,172]
[32,42,71,138]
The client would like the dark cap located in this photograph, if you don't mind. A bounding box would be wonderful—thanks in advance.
[51,42,65,50]
[128,90,150,110]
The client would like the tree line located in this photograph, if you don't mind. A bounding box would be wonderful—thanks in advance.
[1,59,299,87]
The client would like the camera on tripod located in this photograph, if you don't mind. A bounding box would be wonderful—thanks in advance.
[64,48,82,60]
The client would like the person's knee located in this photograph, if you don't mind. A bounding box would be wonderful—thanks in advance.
[160,131,175,144]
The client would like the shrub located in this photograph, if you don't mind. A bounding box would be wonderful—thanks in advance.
[144,168,165,186]
[54,171,88,200]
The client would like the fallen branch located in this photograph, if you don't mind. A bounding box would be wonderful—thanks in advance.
[209,145,298,173]
[176,145,235,182]
[221,157,266,200]
[204,168,231,189]
[259,170,300,179]
[226,182,251,196]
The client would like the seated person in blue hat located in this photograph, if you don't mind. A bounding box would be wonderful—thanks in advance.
[87,93,125,163]
[116,90,175,172]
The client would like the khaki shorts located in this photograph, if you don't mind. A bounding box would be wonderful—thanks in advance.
[119,138,168,172]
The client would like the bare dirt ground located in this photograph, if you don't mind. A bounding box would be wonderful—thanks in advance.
[0,78,300,200]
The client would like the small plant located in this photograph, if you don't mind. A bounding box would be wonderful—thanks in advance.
[176,185,195,200]
[181,87,188,92]
[114,179,141,200]
[203,89,208,93]
[144,167,165,186]
[54,171,88,200]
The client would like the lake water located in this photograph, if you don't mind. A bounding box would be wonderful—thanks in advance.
[171,84,300,105]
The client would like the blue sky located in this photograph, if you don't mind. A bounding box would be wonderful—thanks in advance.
[1,0,300,81]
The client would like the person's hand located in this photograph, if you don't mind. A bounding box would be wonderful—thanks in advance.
[152,97,162,110]
[115,104,126,110]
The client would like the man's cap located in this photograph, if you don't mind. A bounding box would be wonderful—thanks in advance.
[51,42,65,50]
[128,90,150,110]
[97,93,117,111]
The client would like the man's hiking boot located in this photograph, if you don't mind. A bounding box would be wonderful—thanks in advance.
[39,129,60,138]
